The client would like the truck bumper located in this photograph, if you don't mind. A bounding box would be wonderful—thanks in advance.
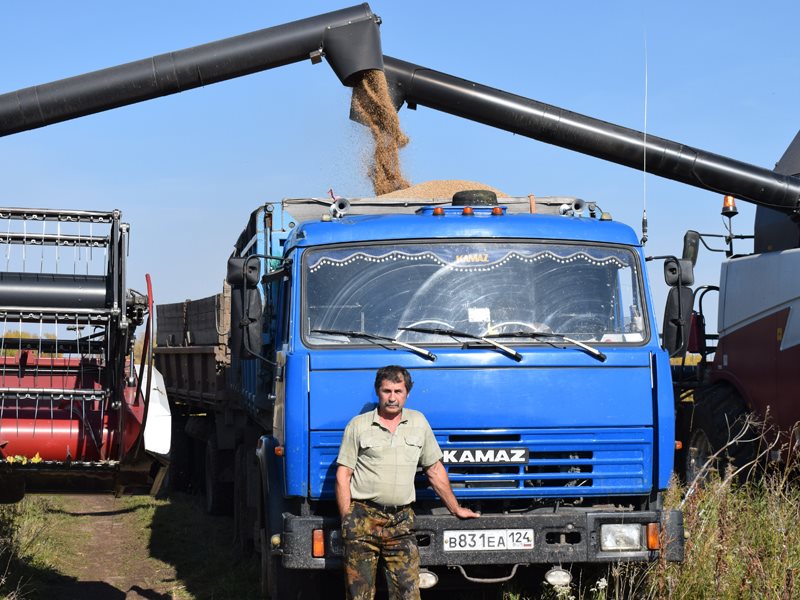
[280,508,684,570]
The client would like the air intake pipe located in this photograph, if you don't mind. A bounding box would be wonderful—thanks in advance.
[0,4,382,136]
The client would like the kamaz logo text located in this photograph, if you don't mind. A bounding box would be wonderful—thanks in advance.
[442,448,529,464]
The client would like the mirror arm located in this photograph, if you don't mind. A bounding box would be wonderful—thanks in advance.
[239,253,281,366]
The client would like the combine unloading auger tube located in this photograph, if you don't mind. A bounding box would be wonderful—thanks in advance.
[381,56,800,216]
[0,5,798,226]
[0,4,381,136]
[0,208,160,501]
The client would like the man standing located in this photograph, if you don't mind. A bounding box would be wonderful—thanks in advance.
[336,365,479,600]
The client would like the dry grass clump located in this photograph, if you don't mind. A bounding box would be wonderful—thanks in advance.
[657,468,800,599]
[529,465,800,600]
[0,497,56,598]
[351,70,410,195]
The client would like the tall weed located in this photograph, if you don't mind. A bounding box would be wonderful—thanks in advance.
[531,467,800,600]
[0,497,57,599]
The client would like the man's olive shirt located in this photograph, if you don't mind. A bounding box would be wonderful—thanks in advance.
[337,408,443,507]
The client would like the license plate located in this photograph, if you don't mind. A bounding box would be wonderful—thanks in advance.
[443,528,533,551]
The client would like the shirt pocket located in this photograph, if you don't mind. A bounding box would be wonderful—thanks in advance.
[402,431,424,463]
[359,433,389,459]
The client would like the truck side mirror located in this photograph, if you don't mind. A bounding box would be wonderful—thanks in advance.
[662,286,694,357]
[663,258,694,287]
[227,257,259,287]
[227,257,263,360]
[682,230,700,266]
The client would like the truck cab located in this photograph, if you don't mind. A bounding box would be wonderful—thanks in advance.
[229,192,683,591]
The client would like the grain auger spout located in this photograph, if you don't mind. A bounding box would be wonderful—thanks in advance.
[0,4,383,136]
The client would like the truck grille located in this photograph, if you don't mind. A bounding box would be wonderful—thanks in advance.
[419,429,651,498]
[309,427,652,499]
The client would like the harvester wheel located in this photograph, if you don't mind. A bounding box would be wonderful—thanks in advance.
[680,383,757,484]
[0,476,25,504]
[204,433,233,515]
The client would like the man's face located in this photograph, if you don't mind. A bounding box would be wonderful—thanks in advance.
[376,378,408,418]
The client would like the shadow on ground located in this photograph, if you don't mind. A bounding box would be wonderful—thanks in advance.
[148,492,261,600]
[15,570,169,600]
[146,493,549,600]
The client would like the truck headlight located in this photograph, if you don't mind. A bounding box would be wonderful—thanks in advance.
[600,524,642,551]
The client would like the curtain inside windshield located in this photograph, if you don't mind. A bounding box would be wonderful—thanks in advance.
[304,242,645,344]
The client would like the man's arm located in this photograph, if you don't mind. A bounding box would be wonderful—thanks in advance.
[335,465,354,518]
[424,460,479,519]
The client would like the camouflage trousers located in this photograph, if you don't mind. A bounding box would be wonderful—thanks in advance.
[341,500,420,600]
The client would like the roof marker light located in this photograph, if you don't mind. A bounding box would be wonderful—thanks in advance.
[722,195,738,218]
[491,206,503,216]
[432,206,445,216]
[462,206,474,216]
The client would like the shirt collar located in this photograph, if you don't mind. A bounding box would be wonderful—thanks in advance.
[371,408,409,429]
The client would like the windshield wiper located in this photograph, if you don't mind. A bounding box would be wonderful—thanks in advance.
[487,331,607,363]
[311,329,437,361]
[397,326,522,362]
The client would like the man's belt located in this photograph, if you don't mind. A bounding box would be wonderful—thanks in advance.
[355,499,411,514]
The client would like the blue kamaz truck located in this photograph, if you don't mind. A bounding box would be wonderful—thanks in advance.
[155,190,684,596]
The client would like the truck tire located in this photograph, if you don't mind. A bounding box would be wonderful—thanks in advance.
[234,444,255,556]
[680,383,757,484]
[168,414,191,492]
[257,472,306,599]
[204,433,233,515]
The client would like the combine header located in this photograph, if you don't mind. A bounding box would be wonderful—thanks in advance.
[0,207,167,501]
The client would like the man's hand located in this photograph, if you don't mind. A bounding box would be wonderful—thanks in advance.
[424,460,480,519]
[452,505,480,519]
[335,465,354,519]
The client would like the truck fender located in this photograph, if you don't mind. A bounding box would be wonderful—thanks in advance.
[255,435,284,538]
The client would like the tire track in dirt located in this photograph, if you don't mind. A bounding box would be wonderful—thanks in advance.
[35,494,177,600]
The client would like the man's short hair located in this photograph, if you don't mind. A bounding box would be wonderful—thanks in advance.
[374,365,413,393]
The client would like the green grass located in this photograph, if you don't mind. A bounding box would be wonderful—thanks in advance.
[133,493,261,599]
[0,496,68,599]
[0,493,260,600]
[2,473,800,599]
[514,468,800,600]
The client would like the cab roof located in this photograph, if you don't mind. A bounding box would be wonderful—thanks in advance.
[285,208,640,252]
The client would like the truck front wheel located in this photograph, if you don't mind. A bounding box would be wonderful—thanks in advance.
[257,472,306,599]
[234,444,256,556]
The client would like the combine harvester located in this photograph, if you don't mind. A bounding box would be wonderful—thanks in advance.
[0,207,170,501]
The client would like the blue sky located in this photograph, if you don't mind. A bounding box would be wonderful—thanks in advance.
[2,1,798,332]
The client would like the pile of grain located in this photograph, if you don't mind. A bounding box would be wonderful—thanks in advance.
[378,179,508,199]
[351,70,410,195]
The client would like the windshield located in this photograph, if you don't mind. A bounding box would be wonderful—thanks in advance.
[303,241,647,345]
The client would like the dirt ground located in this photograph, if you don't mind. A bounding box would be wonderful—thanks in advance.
[29,494,177,599]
